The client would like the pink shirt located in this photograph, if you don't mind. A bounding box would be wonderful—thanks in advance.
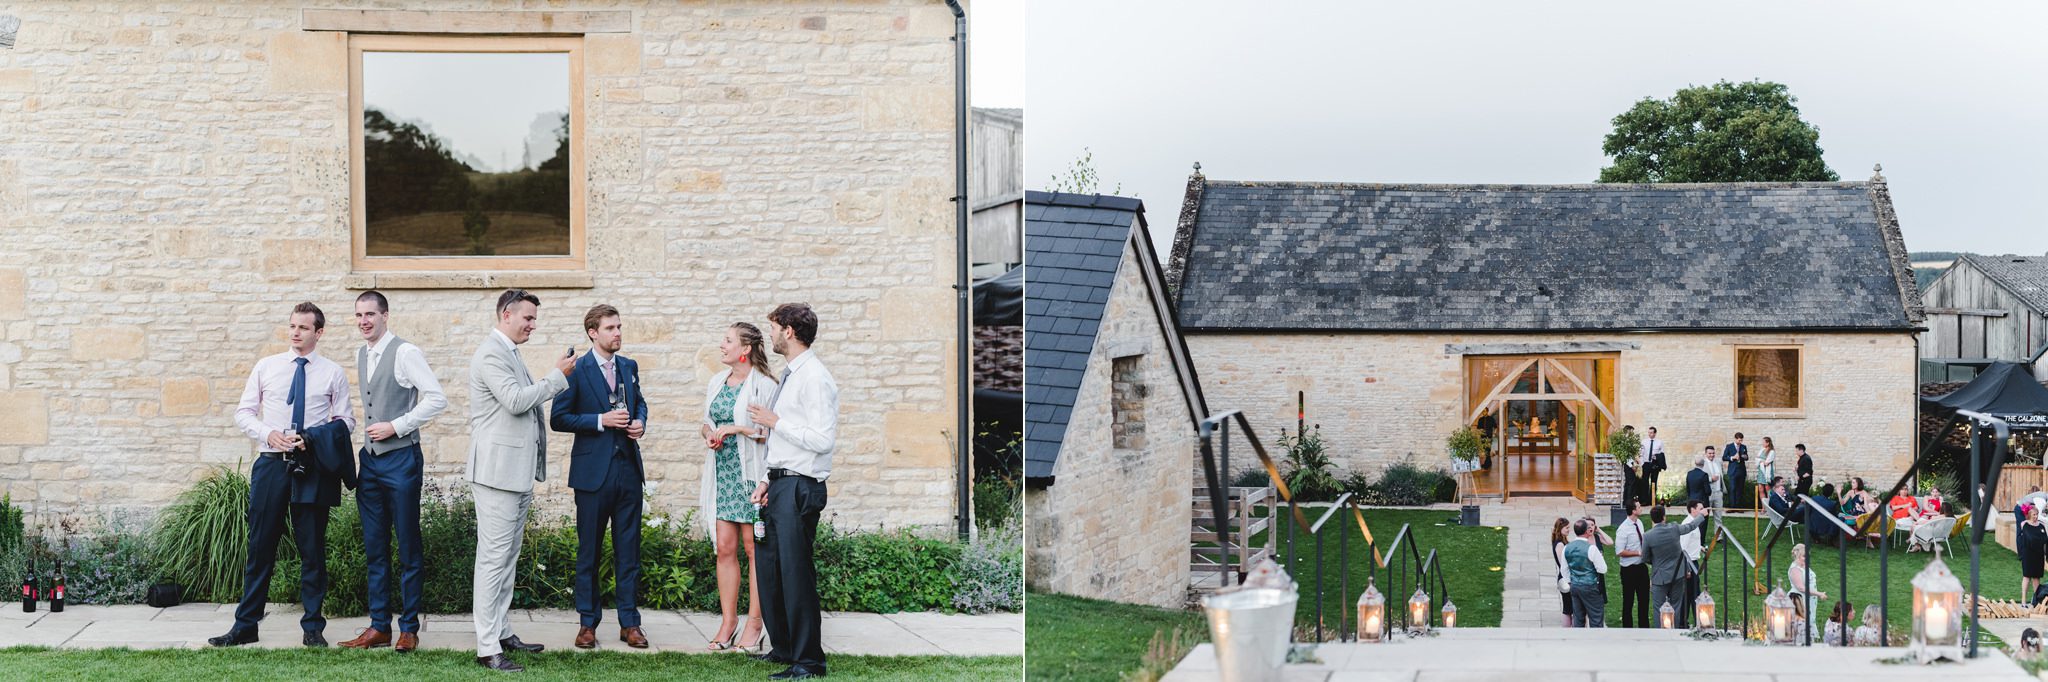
[234,349,355,453]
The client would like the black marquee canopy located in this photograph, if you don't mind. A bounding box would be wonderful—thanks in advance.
[1923,361,2048,429]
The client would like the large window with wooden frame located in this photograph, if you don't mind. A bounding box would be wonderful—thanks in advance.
[1734,345,1804,414]
[349,35,585,271]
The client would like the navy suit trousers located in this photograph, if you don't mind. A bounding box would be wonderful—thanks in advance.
[232,454,330,635]
[358,444,425,634]
[575,450,644,628]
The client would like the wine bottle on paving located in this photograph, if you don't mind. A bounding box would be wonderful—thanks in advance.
[49,560,64,613]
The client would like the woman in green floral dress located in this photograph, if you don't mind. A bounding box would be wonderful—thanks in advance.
[700,322,779,652]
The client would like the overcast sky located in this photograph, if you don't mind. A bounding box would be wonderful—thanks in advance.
[972,0,1023,108]
[364,52,568,173]
[1024,1,2048,255]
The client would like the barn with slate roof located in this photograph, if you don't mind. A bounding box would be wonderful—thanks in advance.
[1166,166,1926,501]
[1023,190,1209,607]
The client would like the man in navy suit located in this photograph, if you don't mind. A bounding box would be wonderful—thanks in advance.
[549,304,651,649]
[1721,432,1750,510]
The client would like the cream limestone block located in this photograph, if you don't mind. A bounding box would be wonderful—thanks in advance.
[266,31,346,93]
[0,390,47,445]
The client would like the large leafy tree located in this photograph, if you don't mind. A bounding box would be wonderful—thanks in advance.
[1598,80,1837,183]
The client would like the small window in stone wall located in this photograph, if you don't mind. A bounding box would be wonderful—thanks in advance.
[1112,355,1147,450]
[350,35,586,272]
[1735,346,1803,412]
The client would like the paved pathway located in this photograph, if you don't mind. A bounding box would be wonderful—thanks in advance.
[1164,626,2035,681]
[1490,497,1599,628]
[0,604,1021,656]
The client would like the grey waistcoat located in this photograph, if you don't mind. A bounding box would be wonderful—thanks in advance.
[359,335,421,455]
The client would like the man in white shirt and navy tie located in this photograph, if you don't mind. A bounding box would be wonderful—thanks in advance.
[747,303,838,680]
[1640,426,1667,505]
[212,302,356,648]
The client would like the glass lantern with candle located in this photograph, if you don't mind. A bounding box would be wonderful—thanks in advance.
[1765,584,1796,644]
[1694,591,1716,632]
[1911,558,1964,663]
[1658,600,1675,629]
[1441,600,1457,629]
[1357,579,1385,642]
[1408,587,1431,632]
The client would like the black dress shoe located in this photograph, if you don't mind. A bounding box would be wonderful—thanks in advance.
[303,631,328,648]
[751,652,793,664]
[500,635,545,653]
[206,630,258,647]
[769,665,827,680]
[476,653,526,672]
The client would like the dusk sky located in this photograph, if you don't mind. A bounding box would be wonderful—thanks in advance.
[1026,1,2048,255]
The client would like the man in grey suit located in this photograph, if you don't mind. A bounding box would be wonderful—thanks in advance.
[468,289,574,672]
[1642,500,1708,629]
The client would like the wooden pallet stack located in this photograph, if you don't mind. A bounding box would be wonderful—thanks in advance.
[1591,453,1623,505]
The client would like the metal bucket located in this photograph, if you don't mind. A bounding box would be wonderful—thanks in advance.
[1201,587,1298,682]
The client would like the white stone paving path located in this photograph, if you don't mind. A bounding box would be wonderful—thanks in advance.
[1491,497,1600,628]
[0,604,1021,657]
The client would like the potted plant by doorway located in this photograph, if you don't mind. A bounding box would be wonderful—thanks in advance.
[1447,426,1486,526]
[1603,428,1644,526]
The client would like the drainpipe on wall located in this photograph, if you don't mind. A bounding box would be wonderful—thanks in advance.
[945,0,972,541]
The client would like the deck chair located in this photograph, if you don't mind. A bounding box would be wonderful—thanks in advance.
[1914,516,1959,558]
[1766,504,1803,545]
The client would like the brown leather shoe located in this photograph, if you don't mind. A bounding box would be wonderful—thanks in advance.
[338,627,391,649]
[394,632,418,653]
[620,626,649,649]
[574,626,597,649]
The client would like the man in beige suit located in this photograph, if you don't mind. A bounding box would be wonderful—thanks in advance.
[468,289,574,672]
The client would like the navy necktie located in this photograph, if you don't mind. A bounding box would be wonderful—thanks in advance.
[287,357,308,433]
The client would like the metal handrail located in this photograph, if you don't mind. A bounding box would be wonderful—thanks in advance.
[1309,494,1353,534]
[1713,522,1756,569]
[1198,408,1460,643]
[1702,522,1755,638]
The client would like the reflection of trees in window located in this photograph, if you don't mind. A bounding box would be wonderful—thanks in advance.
[363,107,570,257]
[1736,348,1801,410]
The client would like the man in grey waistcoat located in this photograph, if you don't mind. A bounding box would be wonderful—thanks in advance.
[338,290,447,653]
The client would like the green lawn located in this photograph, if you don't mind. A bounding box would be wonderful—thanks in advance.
[0,646,1021,681]
[1026,591,1205,682]
[1269,508,1509,635]
[1590,514,2019,641]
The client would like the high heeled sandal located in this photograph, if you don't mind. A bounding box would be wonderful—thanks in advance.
[707,626,741,652]
[736,618,767,653]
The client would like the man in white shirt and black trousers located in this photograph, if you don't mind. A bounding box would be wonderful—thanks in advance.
[747,303,839,680]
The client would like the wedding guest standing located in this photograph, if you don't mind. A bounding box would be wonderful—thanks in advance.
[699,322,779,652]
[1616,500,1650,628]
[748,303,839,680]
[2018,504,2046,604]
[551,305,652,650]
[1641,427,1668,503]
[212,303,356,649]
[1721,433,1750,509]
[1794,444,1815,499]
[338,291,446,654]
[468,289,573,672]
[1756,437,1778,491]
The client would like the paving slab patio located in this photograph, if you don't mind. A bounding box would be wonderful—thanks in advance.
[0,604,1021,656]
[1161,628,2035,681]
